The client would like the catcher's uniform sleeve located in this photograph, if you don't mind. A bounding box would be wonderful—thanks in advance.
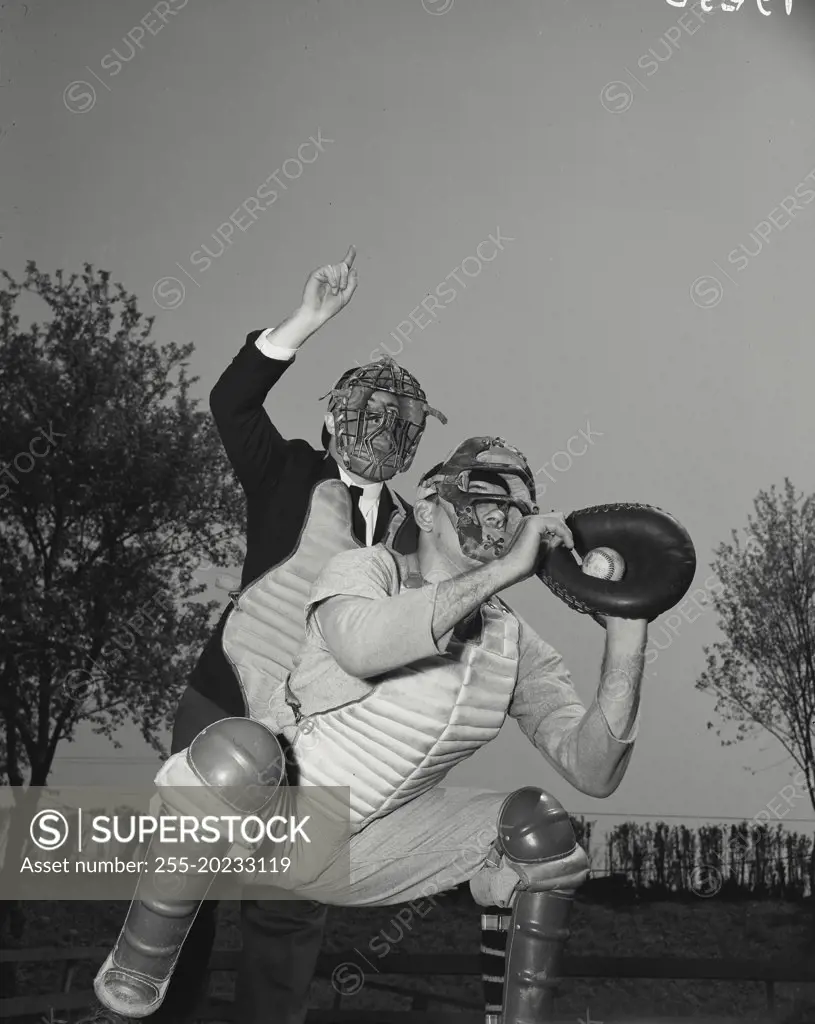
[508,611,637,799]
[304,546,449,679]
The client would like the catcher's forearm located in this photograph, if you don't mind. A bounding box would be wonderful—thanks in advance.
[597,619,647,741]
[431,561,514,643]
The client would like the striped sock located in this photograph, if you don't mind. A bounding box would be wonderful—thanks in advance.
[480,906,511,1020]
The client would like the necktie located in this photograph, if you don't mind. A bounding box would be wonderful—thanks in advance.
[349,485,367,544]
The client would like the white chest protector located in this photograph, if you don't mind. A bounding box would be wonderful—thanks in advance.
[291,559,521,832]
[221,479,410,729]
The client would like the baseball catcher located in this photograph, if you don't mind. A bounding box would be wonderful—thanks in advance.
[92,436,696,1022]
[90,434,696,1023]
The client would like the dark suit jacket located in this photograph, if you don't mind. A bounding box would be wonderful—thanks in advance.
[188,331,415,716]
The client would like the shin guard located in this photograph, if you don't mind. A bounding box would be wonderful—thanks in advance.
[497,788,589,1023]
[94,718,285,1019]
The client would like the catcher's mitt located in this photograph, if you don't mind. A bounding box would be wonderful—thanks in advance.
[536,503,696,621]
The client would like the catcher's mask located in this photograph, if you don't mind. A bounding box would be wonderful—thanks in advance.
[417,437,539,563]
[320,356,447,482]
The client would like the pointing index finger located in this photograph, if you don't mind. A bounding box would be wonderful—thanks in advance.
[342,245,356,269]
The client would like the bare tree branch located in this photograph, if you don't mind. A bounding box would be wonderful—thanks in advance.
[697,479,815,821]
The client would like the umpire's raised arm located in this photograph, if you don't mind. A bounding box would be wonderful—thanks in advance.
[209,246,358,493]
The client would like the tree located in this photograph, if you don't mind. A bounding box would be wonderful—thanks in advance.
[696,479,815,843]
[0,262,245,968]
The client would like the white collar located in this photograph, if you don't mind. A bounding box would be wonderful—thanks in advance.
[336,464,383,500]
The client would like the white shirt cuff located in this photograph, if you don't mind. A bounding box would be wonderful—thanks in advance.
[255,329,297,361]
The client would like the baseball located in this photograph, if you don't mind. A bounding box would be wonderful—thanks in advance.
[581,547,626,582]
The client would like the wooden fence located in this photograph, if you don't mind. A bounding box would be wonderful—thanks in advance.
[1,947,812,1023]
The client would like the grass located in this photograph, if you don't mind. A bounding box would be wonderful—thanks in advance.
[8,896,815,1020]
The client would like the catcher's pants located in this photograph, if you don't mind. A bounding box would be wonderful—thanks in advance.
[257,786,510,906]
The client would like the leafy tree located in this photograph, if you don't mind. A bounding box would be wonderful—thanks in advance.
[696,479,815,828]
[0,261,245,786]
[0,262,245,968]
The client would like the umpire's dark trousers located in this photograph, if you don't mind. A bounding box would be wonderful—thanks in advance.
[152,686,326,1024]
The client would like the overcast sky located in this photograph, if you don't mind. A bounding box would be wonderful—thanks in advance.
[3,0,815,832]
